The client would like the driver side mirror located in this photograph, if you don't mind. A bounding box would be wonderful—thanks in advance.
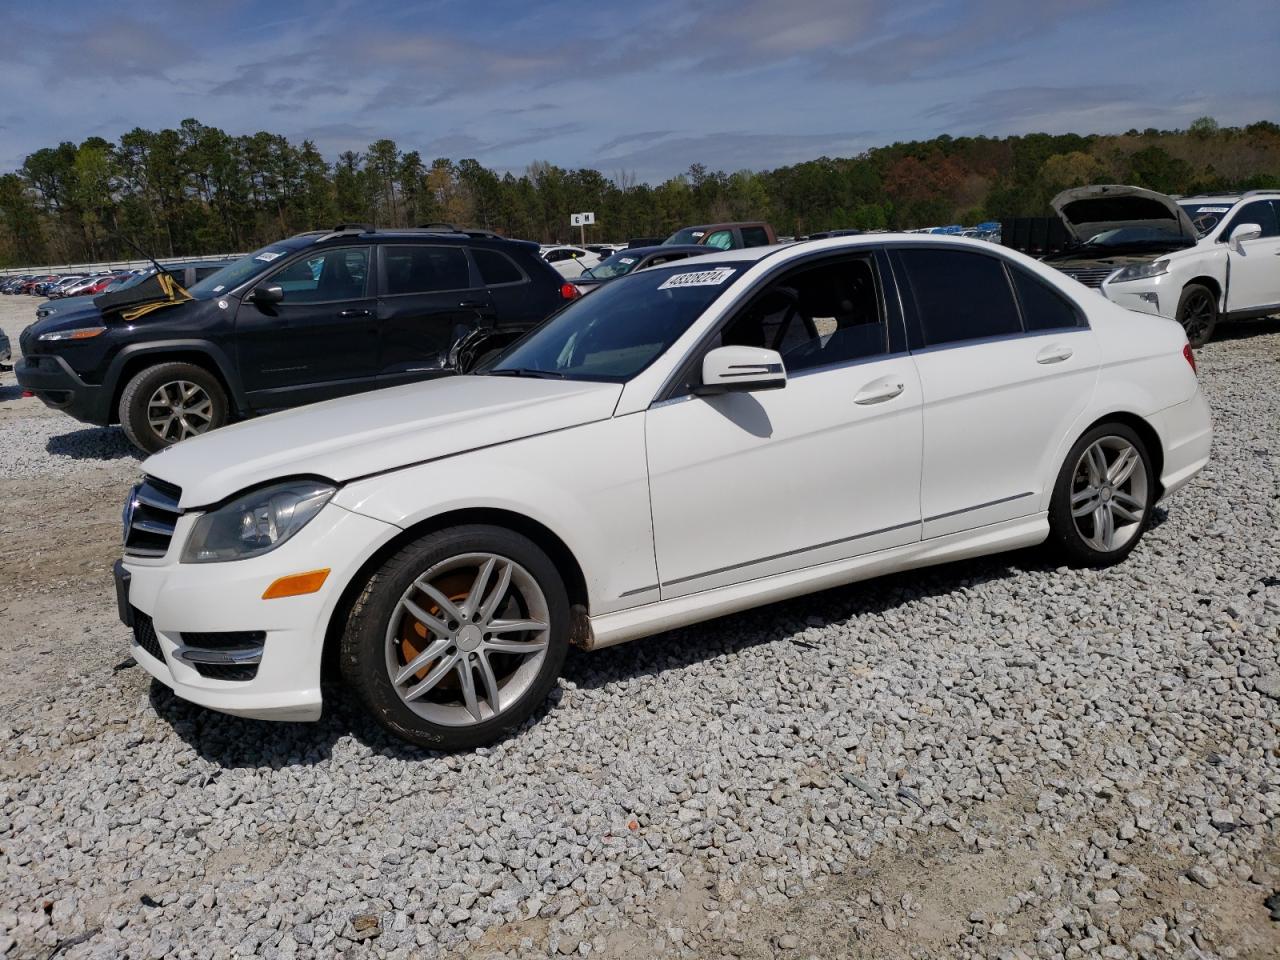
[250,284,284,305]
[695,345,787,396]
[1229,222,1262,249]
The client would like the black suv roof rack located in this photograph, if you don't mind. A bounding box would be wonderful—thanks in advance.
[415,223,502,239]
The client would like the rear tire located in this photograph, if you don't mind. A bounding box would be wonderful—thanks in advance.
[119,362,229,454]
[1176,283,1217,348]
[340,525,570,751]
[1047,423,1154,568]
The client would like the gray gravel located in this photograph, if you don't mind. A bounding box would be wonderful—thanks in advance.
[1,294,1278,959]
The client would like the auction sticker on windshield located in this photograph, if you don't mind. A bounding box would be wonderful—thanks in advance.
[658,267,736,290]
[254,251,284,262]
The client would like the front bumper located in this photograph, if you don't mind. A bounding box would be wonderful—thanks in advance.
[1099,273,1180,320]
[14,354,112,424]
[118,502,399,722]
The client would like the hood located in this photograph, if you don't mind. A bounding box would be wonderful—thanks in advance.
[1051,184,1198,243]
[145,375,624,508]
[36,294,98,320]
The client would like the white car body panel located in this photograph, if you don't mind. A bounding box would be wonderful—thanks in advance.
[146,376,623,507]
[119,234,1213,724]
[1225,229,1280,311]
[645,355,924,598]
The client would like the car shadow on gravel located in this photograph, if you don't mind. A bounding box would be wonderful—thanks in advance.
[148,510,1171,767]
[46,426,141,462]
[1216,316,1280,341]
[0,383,24,403]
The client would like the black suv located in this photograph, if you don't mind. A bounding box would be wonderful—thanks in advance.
[16,225,572,452]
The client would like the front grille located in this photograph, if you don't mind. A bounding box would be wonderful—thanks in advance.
[1055,266,1113,288]
[132,609,164,663]
[124,477,182,558]
[178,630,266,682]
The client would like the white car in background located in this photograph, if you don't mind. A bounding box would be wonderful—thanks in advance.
[540,245,600,278]
[116,235,1211,750]
[1044,185,1280,345]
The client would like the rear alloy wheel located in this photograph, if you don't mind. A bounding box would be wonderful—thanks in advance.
[341,525,569,750]
[1176,283,1217,348]
[118,361,229,454]
[1048,423,1153,567]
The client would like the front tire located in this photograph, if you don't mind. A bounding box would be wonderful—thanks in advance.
[119,361,228,454]
[1176,283,1217,348]
[1047,423,1154,568]
[340,525,570,750]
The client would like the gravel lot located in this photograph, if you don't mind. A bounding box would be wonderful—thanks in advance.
[0,293,1277,960]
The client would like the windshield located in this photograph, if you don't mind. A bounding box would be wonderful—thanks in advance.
[664,228,706,245]
[187,242,302,299]
[1178,201,1236,237]
[584,252,643,280]
[488,262,745,382]
[1081,226,1190,247]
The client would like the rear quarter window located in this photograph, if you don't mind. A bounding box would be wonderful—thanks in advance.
[472,248,525,286]
[1009,266,1085,331]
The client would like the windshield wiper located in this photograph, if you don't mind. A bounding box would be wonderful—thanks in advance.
[487,368,567,379]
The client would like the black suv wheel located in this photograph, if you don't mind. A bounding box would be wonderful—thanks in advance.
[119,361,229,453]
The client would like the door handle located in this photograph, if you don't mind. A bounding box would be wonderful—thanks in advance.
[338,308,372,318]
[1036,345,1073,364]
[458,300,487,309]
[854,381,905,405]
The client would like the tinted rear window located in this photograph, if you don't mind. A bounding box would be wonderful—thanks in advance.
[741,226,771,247]
[473,248,525,285]
[1010,267,1083,332]
[896,248,1021,347]
[385,245,471,295]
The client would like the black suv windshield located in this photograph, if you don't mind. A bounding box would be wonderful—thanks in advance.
[187,241,308,299]
[488,262,745,382]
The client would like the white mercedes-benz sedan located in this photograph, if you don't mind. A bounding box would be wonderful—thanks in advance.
[115,235,1212,749]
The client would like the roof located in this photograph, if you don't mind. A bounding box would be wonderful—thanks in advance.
[667,232,1019,268]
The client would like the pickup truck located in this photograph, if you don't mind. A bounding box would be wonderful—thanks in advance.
[1041,185,1280,345]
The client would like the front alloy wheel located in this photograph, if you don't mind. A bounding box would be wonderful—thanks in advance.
[341,525,570,750]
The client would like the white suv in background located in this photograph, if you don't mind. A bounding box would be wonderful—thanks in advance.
[540,245,600,278]
[1044,185,1280,346]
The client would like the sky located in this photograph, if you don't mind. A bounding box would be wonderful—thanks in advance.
[1,0,1277,182]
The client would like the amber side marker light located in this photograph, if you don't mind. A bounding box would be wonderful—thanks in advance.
[262,569,330,599]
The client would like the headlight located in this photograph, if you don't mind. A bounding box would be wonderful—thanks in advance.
[180,480,335,563]
[1108,259,1169,283]
[38,325,106,341]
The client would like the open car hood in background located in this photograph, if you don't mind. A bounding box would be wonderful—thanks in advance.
[1050,184,1199,243]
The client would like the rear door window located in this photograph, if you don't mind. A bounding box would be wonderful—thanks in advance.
[893,248,1022,348]
[741,226,771,247]
[383,245,471,295]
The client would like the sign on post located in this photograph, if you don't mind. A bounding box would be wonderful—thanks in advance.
[570,212,596,244]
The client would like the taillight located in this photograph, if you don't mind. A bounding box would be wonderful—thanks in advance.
[1183,343,1197,374]
[560,282,580,301]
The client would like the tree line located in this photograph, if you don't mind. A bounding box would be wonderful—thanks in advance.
[1,116,1278,266]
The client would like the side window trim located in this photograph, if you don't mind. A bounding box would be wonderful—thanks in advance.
[263,245,372,304]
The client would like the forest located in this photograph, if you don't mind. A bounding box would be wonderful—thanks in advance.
[1,117,1278,266]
